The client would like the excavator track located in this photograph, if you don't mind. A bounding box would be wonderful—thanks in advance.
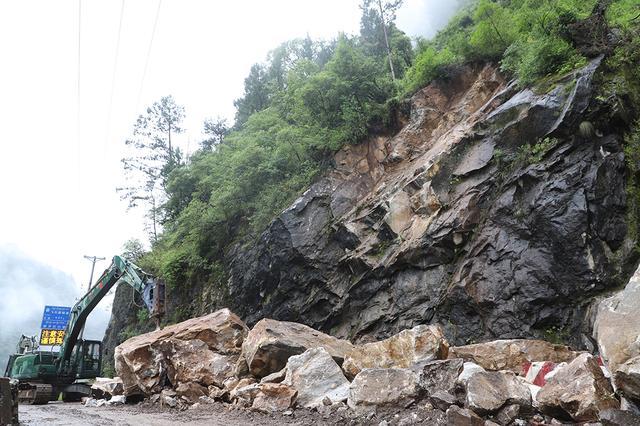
[18,383,53,405]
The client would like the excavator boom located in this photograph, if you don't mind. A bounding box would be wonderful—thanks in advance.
[56,255,164,376]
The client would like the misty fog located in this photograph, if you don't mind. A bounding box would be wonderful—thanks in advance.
[0,244,110,370]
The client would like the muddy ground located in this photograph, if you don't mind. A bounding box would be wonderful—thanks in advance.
[19,401,446,425]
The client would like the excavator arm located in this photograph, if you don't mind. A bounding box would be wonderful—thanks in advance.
[56,255,164,376]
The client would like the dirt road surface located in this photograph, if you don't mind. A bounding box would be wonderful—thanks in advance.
[18,401,336,426]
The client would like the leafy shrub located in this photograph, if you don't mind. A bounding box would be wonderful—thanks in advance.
[501,35,585,86]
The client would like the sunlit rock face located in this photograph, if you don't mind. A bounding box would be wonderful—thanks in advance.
[227,58,637,346]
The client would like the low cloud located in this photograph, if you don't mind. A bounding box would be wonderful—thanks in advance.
[397,0,469,39]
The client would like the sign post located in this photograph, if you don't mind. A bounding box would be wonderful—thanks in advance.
[39,306,71,346]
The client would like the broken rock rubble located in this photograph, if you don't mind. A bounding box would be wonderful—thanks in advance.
[112,308,637,424]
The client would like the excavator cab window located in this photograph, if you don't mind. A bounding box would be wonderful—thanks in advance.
[78,340,101,378]
[71,340,101,378]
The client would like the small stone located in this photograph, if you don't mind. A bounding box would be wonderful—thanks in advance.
[495,403,521,426]
[599,409,640,426]
[323,396,332,406]
[199,396,215,404]
[429,390,457,411]
[106,395,126,405]
[208,384,228,400]
[446,405,484,426]
[251,383,297,413]
[260,367,287,384]
[175,382,207,404]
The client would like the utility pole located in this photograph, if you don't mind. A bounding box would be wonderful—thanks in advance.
[83,255,106,292]
[79,255,105,339]
[378,0,396,82]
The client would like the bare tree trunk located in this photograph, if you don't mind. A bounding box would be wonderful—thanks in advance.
[151,196,158,244]
[168,123,173,165]
[378,0,396,82]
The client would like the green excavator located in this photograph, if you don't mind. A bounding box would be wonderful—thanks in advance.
[3,255,164,404]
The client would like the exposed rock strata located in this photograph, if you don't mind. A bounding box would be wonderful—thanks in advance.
[227,58,636,346]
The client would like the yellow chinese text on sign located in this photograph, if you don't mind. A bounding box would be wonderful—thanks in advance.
[40,329,65,346]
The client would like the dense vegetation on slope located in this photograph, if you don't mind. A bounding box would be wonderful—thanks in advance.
[120,0,640,325]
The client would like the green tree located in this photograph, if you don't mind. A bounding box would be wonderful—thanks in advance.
[118,95,185,243]
[201,117,228,150]
[360,0,406,82]
[122,238,145,262]
[233,64,270,127]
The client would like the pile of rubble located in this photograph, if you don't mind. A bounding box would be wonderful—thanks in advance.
[103,285,640,425]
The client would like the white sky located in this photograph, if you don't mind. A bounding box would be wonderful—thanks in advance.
[0,0,461,338]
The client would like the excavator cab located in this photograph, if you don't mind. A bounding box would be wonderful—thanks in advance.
[70,339,102,379]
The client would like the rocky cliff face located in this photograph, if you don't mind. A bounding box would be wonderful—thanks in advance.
[226,59,638,347]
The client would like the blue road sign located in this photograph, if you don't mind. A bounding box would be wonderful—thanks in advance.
[41,306,71,330]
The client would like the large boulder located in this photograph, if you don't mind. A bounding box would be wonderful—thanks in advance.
[614,355,640,401]
[115,309,248,395]
[465,371,531,416]
[594,265,640,373]
[241,318,354,378]
[448,340,583,372]
[342,324,449,378]
[282,347,350,408]
[537,353,619,422]
[156,338,236,388]
[347,368,420,412]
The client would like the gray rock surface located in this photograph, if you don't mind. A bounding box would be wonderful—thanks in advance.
[594,264,640,373]
[241,318,353,378]
[342,324,448,378]
[446,405,485,426]
[225,58,636,346]
[537,353,619,422]
[282,347,350,408]
[465,371,531,415]
[448,339,583,372]
[599,408,640,426]
[614,355,640,401]
[419,358,464,396]
[348,368,420,412]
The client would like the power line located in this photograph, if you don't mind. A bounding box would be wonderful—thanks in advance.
[104,0,127,152]
[135,0,162,113]
[76,0,82,183]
